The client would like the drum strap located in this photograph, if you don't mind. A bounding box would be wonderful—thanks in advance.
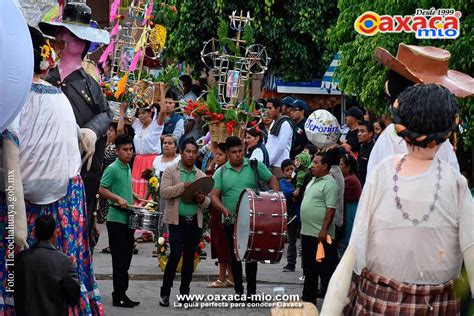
[219,165,226,197]
[249,159,269,194]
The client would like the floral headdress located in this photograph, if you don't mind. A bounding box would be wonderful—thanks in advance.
[38,40,58,73]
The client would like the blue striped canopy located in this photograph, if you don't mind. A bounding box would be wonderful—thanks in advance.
[321,51,341,94]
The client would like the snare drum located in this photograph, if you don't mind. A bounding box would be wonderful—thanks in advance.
[234,189,287,263]
[128,208,160,231]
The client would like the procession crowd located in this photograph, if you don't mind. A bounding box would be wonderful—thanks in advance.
[1,2,474,316]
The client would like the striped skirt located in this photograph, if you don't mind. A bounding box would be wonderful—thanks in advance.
[344,268,460,315]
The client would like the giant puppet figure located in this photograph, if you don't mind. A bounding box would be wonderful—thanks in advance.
[39,2,112,243]
[321,44,474,315]
[0,0,32,313]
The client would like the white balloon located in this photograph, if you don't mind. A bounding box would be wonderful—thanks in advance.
[304,110,341,148]
[0,0,34,132]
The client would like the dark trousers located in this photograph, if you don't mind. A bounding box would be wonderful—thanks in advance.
[107,221,135,297]
[161,216,202,297]
[82,136,106,249]
[301,234,338,302]
[223,224,257,296]
[286,220,300,266]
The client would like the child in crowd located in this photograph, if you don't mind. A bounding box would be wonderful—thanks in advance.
[293,152,312,198]
[303,144,317,158]
[279,159,301,272]
[99,134,141,308]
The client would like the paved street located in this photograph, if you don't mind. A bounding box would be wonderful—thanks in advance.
[93,224,323,315]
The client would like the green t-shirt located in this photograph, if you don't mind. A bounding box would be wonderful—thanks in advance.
[213,158,272,223]
[300,174,338,238]
[178,162,197,216]
[100,158,134,224]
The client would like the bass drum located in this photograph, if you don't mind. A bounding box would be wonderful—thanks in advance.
[234,189,287,263]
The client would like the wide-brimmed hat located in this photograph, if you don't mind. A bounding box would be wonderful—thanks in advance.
[39,2,109,45]
[374,43,474,98]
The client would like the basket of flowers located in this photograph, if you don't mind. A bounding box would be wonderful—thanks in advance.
[183,87,258,143]
[102,80,148,123]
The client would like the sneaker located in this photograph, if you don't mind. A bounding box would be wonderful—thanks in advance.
[282,264,295,272]
[159,296,170,307]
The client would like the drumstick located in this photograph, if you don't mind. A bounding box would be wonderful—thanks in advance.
[110,203,135,209]
[138,198,158,205]
[286,215,297,225]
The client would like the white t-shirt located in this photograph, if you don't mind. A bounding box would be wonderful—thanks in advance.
[132,119,164,155]
[19,81,82,204]
[153,155,181,178]
[367,123,459,176]
[349,155,474,284]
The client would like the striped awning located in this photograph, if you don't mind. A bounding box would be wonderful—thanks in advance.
[321,51,341,93]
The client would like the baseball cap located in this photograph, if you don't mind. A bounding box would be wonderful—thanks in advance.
[344,107,364,121]
[282,96,295,106]
[291,99,309,112]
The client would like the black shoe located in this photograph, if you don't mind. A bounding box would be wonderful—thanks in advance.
[124,295,140,306]
[113,298,135,308]
[282,264,295,272]
[159,296,170,307]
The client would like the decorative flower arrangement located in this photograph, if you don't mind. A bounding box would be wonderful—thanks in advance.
[157,232,169,257]
[38,41,58,72]
[183,86,261,141]
[147,176,159,202]
[101,82,116,101]
[141,168,160,203]
[101,80,147,108]
[157,232,203,272]
[150,64,182,91]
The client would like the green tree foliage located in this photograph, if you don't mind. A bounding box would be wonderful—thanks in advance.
[163,0,219,77]
[328,0,473,146]
[164,0,338,81]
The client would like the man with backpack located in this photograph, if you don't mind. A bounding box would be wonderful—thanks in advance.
[265,98,295,178]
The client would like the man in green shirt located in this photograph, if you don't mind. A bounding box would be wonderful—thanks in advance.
[300,151,339,304]
[211,136,279,299]
[99,134,141,308]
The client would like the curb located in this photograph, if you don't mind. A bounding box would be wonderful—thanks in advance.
[95,274,303,285]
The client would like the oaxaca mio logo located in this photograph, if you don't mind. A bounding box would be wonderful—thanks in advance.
[354,8,461,39]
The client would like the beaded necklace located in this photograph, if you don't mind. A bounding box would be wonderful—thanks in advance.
[393,155,441,225]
